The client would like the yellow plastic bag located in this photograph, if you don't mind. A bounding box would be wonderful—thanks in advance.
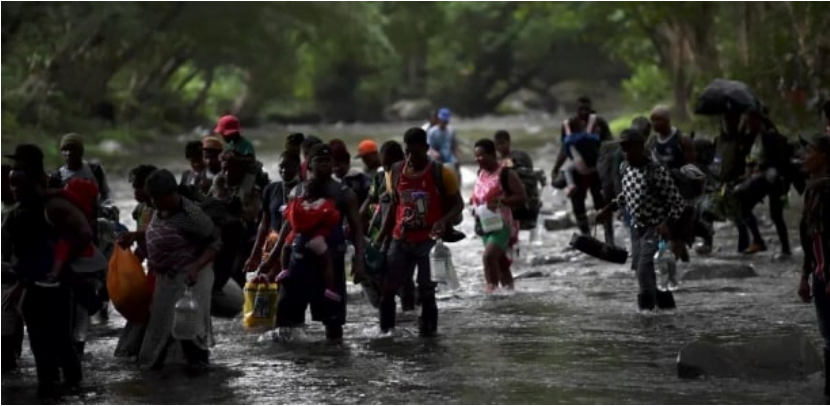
[242,276,278,330]
[107,246,152,323]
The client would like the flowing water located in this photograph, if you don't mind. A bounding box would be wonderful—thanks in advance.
[2,121,827,404]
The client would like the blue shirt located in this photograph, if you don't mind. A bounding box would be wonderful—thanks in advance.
[427,126,457,164]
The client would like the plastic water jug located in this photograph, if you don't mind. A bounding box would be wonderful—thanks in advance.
[654,240,677,291]
[172,287,199,340]
[430,240,459,289]
[476,205,504,233]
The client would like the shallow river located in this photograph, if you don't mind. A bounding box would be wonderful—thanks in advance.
[2,122,827,404]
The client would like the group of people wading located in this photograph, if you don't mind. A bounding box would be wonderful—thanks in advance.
[3,99,830,401]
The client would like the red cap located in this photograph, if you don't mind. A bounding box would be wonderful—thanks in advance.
[356,139,378,157]
[214,115,241,136]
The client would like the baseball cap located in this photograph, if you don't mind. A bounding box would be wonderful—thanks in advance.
[4,143,45,163]
[201,136,225,151]
[800,133,830,155]
[355,139,379,158]
[438,108,451,121]
[214,115,241,136]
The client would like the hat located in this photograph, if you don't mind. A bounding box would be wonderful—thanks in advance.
[800,133,830,155]
[619,128,646,145]
[437,108,451,122]
[201,136,225,151]
[4,143,45,163]
[308,143,332,160]
[214,115,241,136]
[355,139,378,158]
[60,133,84,149]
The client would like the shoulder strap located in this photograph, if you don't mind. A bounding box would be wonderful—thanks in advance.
[89,162,105,189]
[432,162,446,197]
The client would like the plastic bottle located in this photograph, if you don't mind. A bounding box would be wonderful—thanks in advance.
[172,287,199,340]
[654,240,677,291]
[430,240,459,290]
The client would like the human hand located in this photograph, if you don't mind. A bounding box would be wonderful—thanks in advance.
[594,206,612,224]
[656,222,670,238]
[430,220,448,239]
[486,197,500,211]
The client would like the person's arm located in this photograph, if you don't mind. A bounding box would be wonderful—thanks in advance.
[655,166,685,224]
[501,170,527,208]
[437,166,464,226]
[260,221,291,274]
[552,125,568,176]
[247,206,272,268]
[680,135,697,166]
[375,171,397,245]
[343,188,366,280]
[45,198,95,278]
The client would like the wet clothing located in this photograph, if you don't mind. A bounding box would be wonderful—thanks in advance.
[223,136,256,158]
[427,126,458,165]
[801,177,830,364]
[385,161,459,243]
[382,239,437,332]
[337,169,372,209]
[472,165,517,250]
[564,132,601,173]
[649,129,686,170]
[614,160,686,229]
[138,198,219,368]
[261,180,297,233]
[630,225,660,297]
[53,161,112,203]
[277,179,350,328]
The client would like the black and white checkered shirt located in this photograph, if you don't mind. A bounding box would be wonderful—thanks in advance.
[614,160,685,228]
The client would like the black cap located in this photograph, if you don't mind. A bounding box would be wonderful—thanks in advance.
[619,128,646,144]
[4,143,45,163]
[308,143,332,160]
[800,133,830,155]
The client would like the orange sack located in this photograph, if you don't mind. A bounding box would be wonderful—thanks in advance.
[107,246,153,323]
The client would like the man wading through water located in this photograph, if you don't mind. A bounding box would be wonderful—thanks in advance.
[596,129,685,311]
[647,106,697,274]
[376,127,464,336]
[3,144,90,397]
[258,144,366,341]
[796,134,830,402]
[552,97,614,244]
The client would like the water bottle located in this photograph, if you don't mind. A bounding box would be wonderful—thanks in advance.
[654,240,677,291]
[172,287,199,340]
[430,240,459,289]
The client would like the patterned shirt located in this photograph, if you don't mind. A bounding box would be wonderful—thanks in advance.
[145,197,221,273]
[614,160,685,228]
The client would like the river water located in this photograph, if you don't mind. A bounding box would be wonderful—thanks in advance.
[2,120,827,404]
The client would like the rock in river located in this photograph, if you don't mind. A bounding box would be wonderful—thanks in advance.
[527,255,568,267]
[680,261,758,281]
[677,330,823,380]
[543,212,575,232]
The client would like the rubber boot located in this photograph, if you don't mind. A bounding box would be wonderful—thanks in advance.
[637,292,655,311]
[325,324,343,342]
[379,298,396,333]
[655,290,677,310]
[418,283,438,337]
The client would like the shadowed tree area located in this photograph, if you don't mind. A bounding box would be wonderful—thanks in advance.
[2,1,828,138]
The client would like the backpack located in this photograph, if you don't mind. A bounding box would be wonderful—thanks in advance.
[390,161,463,226]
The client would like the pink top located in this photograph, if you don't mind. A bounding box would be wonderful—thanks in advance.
[472,165,516,235]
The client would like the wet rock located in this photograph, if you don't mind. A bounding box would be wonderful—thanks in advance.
[514,270,546,279]
[527,255,568,267]
[543,213,575,232]
[680,261,758,281]
[678,331,823,380]
[677,341,743,379]
[384,99,433,121]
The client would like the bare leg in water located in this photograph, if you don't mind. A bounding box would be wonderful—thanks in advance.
[307,236,340,301]
[483,243,504,293]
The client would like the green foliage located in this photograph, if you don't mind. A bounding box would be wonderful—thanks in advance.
[621,64,671,110]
